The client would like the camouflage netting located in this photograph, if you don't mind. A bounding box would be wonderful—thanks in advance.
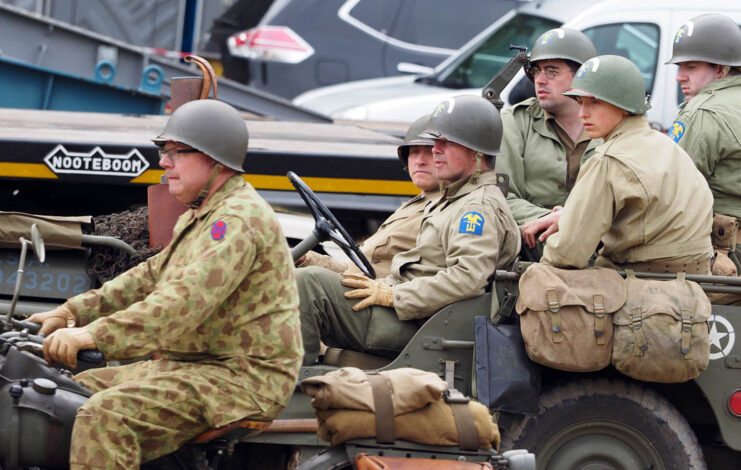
[88,207,161,285]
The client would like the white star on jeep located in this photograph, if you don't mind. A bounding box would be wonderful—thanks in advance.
[708,320,728,351]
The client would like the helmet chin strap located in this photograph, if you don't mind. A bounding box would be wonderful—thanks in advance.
[472,152,483,184]
[187,163,224,209]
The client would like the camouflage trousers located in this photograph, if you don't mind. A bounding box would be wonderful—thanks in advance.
[70,359,280,469]
[297,266,418,366]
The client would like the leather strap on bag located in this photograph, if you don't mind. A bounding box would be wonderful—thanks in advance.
[444,390,479,451]
[366,374,395,444]
[631,307,648,357]
[546,289,563,343]
[593,294,606,345]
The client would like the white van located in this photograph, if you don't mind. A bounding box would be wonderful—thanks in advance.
[295,0,741,131]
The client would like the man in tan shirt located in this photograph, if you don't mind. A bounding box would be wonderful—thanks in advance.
[297,96,520,365]
[297,114,439,278]
[540,55,712,273]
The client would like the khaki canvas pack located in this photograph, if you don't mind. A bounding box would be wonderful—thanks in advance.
[711,213,738,276]
[612,270,711,383]
[516,264,627,372]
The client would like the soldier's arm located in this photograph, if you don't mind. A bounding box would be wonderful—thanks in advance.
[64,255,160,326]
[393,200,507,320]
[541,157,620,268]
[497,110,552,225]
[677,110,722,178]
[83,214,258,359]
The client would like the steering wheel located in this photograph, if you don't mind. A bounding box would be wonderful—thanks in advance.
[7,319,105,364]
[287,171,376,279]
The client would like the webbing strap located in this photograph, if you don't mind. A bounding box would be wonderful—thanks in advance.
[631,307,647,357]
[593,294,606,345]
[366,374,395,444]
[681,309,692,356]
[449,402,479,451]
[546,289,563,343]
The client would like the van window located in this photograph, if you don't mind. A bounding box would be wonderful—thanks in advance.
[439,14,560,89]
[582,23,660,95]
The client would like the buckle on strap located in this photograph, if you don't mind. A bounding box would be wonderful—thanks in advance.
[546,290,563,343]
[681,309,692,355]
[630,307,647,356]
[593,294,606,345]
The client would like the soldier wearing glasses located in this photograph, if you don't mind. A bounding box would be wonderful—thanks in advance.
[28,99,302,468]
[495,28,599,259]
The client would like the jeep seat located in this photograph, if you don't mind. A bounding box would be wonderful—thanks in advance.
[189,418,273,444]
[322,348,393,369]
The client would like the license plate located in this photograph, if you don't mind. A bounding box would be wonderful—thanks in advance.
[0,249,92,301]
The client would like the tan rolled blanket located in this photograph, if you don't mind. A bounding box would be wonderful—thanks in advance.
[301,367,447,414]
[315,397,500,450]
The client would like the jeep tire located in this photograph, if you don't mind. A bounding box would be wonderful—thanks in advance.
[500,379,706,470]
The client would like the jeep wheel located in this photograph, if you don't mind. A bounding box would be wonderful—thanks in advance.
[501,379,706,470]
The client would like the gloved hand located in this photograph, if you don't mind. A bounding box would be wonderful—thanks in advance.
[43,327,96,369]
[27,306,75,336]
[342,274,394,311]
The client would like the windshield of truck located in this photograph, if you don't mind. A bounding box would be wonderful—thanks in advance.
[583,22,660,95]
[437,14,560,89]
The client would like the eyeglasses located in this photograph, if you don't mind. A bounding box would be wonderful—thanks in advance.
[530,66,567,80]
[158,148,200,163]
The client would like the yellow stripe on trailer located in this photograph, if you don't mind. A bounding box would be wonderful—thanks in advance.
[131,170,418,196]
[0,163,57,179]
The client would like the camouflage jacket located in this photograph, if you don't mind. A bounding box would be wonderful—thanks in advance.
[497,98,600,226]
[669,75,741,222]
[387,170,520,320]
[543,116,713,268]
[64,175,302,418]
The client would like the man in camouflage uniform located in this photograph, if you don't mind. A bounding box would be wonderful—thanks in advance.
[541,56,713,273]
[297,114,439,278]
[298,95,520,365]
[666,14,741,275]
[28,100,302,468]
[496,28,599,260]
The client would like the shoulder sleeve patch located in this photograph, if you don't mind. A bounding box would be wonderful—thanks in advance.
[211,220,227,240]
[667,121,685,143]
[459,211,484,235]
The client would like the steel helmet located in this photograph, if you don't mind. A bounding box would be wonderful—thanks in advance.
[153,99,249,171]
[526,28,597,80]
[666,14,741,66]
[421,95,502,156]
[397,115,434,165]
[563,55,651,115]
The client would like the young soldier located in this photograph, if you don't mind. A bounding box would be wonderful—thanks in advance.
[496,28,599,259]
[666,13,741,275]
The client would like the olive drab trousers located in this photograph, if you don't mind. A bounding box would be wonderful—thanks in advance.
[297,266,418,365]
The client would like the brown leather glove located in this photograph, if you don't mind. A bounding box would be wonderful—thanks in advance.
[342,274,394,311]
[43,327,96,369]
[27,306,75,336]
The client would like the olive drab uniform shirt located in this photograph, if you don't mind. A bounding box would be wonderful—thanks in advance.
[64,175,303,427]
[542,115,713,269]
[669,75,741,222]
[300,191,438,278]
[387,170,520,320]
[497,98,600,225]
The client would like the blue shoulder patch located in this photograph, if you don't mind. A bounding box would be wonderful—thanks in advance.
[459,211,484,235]
[667,121,685,142]
[211,220,227,240]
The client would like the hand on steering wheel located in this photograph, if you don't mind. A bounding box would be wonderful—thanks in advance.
[287,171,376,279]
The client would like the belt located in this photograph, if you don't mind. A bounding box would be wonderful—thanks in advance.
[620,259,710,275]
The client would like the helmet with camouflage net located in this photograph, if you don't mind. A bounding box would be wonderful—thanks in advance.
[563,55,651,115]
[153,99,249,171]
[397,115,434,165]
[666,14,741,66]
[420,95,502,155]
[526,28,597,80]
